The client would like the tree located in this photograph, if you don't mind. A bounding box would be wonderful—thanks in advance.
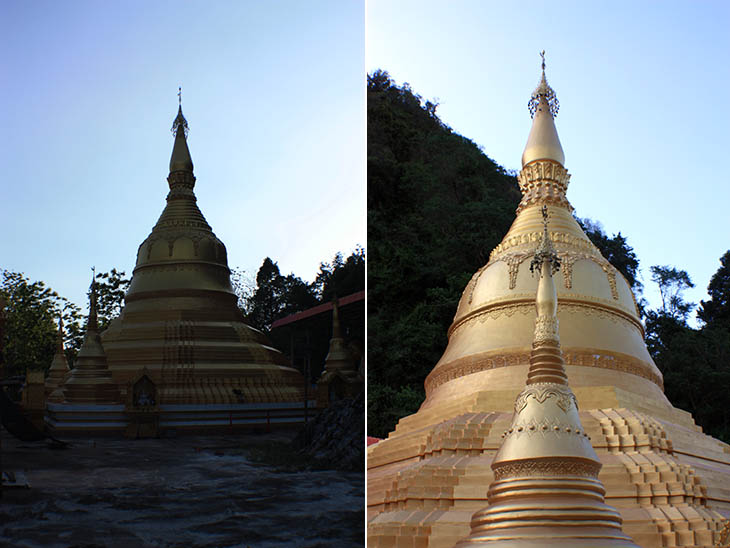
[367,70,520,435]
[697,250,730,328]
[642,262,730,443]
[578,218,642,294]
[314,246,365,301]
[0,270,83,377]
[230,267,255,312]
[650,265,695,321]
[245,258,319,332]
[92,268,130,331]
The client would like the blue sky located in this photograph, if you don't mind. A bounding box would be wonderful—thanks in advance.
[1,1,365,309]
[367,1,730,324]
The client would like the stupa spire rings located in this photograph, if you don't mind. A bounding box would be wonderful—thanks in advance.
[528,50,559,119]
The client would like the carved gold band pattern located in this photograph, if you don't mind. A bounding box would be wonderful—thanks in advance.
[424,347,663,395]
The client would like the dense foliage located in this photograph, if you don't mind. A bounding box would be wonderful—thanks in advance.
[577,218,642,294]
[0,269,130,377]
[645,255,730,442]
[243,247,365,333]
[367,70,520,438]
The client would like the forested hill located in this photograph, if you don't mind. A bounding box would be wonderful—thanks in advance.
[367,70,521,437]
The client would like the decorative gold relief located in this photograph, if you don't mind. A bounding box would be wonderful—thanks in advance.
[424,347,661,394]
[533,315,559,343]
[451,297,643,338]
[514,383,576,414]
[490,230,597,260]
[515,160,573,214]
[493,457,600,480]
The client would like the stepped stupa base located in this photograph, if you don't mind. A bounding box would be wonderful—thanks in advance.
[367,407,730,548]
[46,400,317,435]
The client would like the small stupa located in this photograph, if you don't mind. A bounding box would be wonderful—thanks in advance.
[316,298,363,406]
[367,54,730,547]
[62,272,120,404]
[45,317,70,402]
[454,206,638,547]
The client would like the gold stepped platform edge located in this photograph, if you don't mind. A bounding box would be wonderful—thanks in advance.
[367,408,730,548]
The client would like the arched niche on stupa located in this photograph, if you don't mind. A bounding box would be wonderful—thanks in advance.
[170,237,195,260]
[145,239,169,262]
[197,237,226,263]
[570,259,617,301]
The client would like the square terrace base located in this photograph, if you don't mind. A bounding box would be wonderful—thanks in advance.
[45,401,318,436]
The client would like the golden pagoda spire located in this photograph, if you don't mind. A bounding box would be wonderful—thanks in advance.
[514,52,572,214]
[87,267,99,333]
[454,206,638,547]
[61,269,120,404]
[522,51,565,168]
[169,88,194,173]
[323,298,354,373]
[332,297,343,339]
[46,316,70,400]
[55,317,67,358]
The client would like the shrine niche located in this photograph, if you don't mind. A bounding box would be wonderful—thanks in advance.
[132,375,157,408]
[125,369,159,439]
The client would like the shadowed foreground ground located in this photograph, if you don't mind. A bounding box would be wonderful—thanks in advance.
[0,430,364,547]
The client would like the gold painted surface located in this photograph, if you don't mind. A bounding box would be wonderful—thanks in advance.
[45,318,70,401]
[451,226,638,546]
[99,106,303,406]
[367,61,730,547]
[317,299,363,406]
[62,278,120,405]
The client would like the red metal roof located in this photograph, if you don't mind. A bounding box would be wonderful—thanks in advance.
[271,290,365,329]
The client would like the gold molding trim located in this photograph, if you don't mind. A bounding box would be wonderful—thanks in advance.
[450,297,643,338]
[493,457,601,480]
[425,347,662,395]
[516,160,573,214]
[490,230,598,261]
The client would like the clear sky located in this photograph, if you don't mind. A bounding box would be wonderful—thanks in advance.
[367,1,730,324]
[1,1,365,310]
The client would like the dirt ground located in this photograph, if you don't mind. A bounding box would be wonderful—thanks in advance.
[0,429,364,548]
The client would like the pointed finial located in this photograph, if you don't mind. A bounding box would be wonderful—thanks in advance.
[528,51,559,119]
[171,89,189,138]
[332,297,342,339]
[88,267,99,331]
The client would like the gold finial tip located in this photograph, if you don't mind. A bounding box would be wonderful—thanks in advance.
[528,53,559,119]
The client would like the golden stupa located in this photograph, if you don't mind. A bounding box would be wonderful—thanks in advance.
[62,275,121,405]
[45,317,70,402]
[316,298,363,407]
[367,56,730,547]
[99,101,304,406]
